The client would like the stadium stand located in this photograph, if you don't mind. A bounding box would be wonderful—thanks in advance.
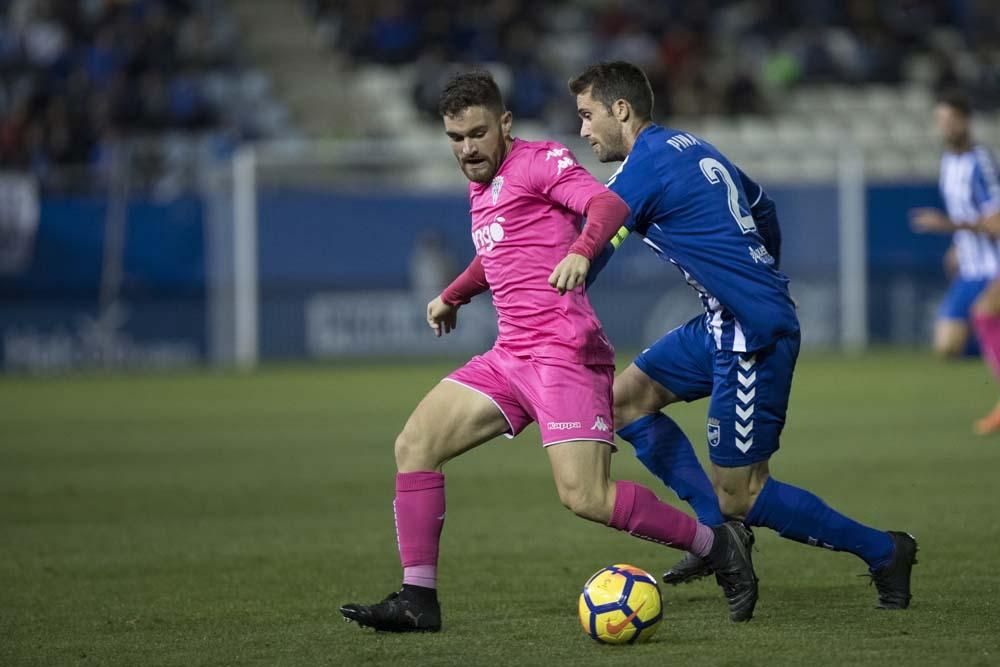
[298,0,1000,180]
[0,0,293,191]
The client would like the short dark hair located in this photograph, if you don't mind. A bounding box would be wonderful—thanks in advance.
[569,61,654,120]
[438,71,505,118]
[937,89,971,116]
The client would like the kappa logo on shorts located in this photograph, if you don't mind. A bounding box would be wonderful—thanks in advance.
[707,417,721,447]
[591,416,610,432]
[547,421,582,431]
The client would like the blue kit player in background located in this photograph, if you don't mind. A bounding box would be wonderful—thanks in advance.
[568,61,918,610]
[911,92,1000,362]
[910,91,1000,435]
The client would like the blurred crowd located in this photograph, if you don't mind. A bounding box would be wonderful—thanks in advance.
[4,0,998,187]
[308,0,1000,124]
[0,0,241,185]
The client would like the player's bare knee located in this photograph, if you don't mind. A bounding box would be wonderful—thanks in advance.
[714,476,753,518]
[973,301,1000,318]
[933,322,968,359]
[556,482,610,523]
[748,468,770,497]
[393,428,418,470]
[717,490,752,520]
[933,338,964,359]
[555,485,581,514]
[613,365,674,429]
[612,391,643,429]
[565,490,609,523]
[394,425,439,471]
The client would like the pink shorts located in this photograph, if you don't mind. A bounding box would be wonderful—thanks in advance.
[445,346,616,447]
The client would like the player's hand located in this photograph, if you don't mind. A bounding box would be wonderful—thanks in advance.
[910,208,954,233]
[549,253,591,295]
[427,296,459,337]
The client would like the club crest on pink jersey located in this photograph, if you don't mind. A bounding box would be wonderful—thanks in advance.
[490,175,504,205]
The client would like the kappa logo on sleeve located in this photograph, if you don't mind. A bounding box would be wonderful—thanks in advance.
[545,147,575,174]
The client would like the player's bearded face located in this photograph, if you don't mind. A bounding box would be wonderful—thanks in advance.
[576,90,628,163]
[443,106,513,184]
[934,104,969,149]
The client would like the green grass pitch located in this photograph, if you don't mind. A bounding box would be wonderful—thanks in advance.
[2,351,999,665]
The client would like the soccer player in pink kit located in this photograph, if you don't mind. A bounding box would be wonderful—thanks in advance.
[340,71,757,632]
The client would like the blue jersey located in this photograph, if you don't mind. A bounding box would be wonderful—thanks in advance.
[589,124,798,353]
[939,144,1000,280]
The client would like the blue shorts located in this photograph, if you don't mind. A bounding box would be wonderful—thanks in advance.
[937,277,991,321]
[634,316,800,468]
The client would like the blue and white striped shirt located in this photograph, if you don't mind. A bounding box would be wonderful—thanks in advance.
[940,145,1000,279]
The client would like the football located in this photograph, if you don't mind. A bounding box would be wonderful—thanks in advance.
[578,564,663,644]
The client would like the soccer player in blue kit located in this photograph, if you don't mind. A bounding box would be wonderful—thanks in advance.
[569,61,918,610]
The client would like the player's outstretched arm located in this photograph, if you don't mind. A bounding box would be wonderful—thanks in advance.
[430,255,489,337]
[738,167,782,268]
[550,190,630,294]
[441,255,489,306]
[980,211,1000,236]
[910,207,960,234]
[907,207,1000,236]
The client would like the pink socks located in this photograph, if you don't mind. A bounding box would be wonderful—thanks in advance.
[394,474,716,591]
[974,312,1000,382]
[395,471,445,589]
[608,481,714,556]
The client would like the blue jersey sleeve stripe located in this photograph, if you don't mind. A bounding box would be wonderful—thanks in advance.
[974,147,1000,211]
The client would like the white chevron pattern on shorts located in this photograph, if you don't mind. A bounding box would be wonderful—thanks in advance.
[735,354,756,454]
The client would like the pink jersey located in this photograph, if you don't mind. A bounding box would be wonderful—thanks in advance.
[468,138,614,365]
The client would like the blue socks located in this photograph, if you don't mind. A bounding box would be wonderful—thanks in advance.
[618,413,895,570]
[746,477,895,570]
[617,413,725,526]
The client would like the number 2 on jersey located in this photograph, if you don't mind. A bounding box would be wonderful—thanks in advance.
[699,157,757,234]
